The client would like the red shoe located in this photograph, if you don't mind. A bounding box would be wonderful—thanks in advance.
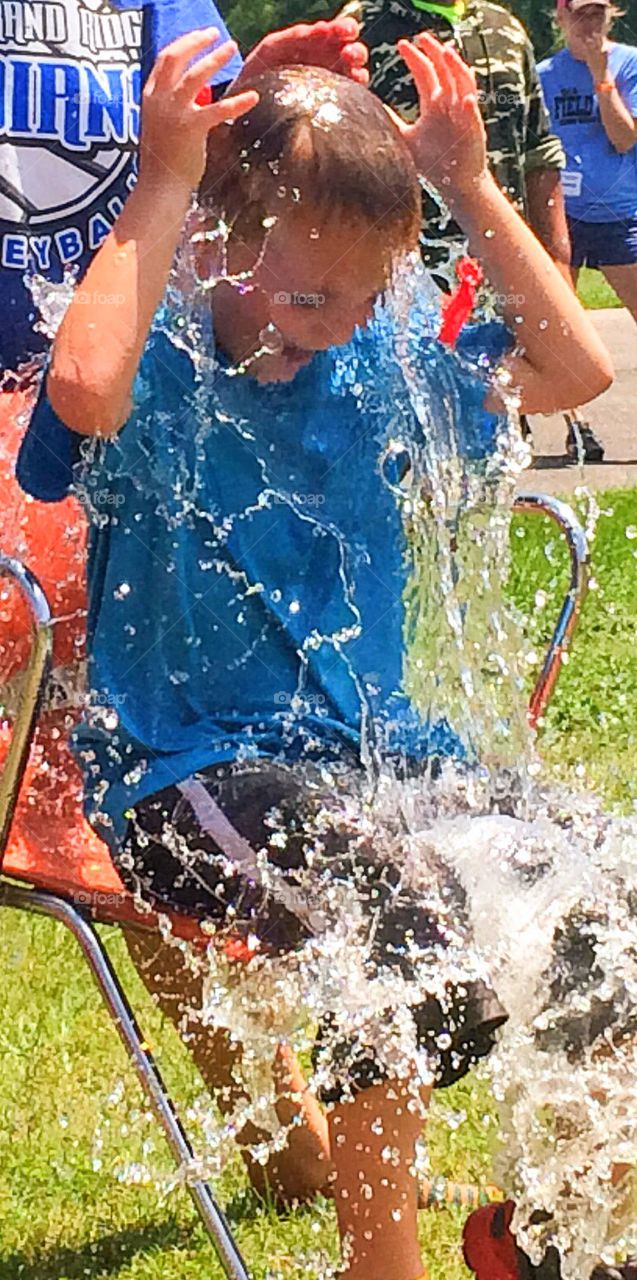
[463,1205,636,1280]
[462,1202,562,1279]
[462,1202,524,1280]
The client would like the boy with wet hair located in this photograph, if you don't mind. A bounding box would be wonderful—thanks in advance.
[18,27,612,1280]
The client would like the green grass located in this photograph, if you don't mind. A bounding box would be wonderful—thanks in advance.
[576,266,623,310]
[2,488,637,1280]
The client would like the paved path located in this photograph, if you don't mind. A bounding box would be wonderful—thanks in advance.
[519,308,636,495]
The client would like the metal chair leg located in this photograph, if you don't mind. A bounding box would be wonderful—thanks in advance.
[0,555,53,858]
[1,882,251,1280]
[513,493,589,729]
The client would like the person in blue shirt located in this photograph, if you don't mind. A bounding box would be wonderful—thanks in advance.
[0,0,237,372]
[539,0,637,329]
[0,0,368,373]
[18,29,612,1280]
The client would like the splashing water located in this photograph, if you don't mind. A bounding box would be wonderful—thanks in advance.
[5,204,637,1280]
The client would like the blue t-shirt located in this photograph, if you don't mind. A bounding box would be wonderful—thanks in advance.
[538,44,637,222]
[0,0,242,371]
[18,305,511,847]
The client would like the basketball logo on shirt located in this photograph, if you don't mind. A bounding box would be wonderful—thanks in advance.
[0,0,142,272]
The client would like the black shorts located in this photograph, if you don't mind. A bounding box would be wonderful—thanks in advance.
[568,214,637,269]
[117,760,507,1094]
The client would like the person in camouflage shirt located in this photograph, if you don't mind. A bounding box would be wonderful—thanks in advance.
[341,0,567,265]
[343,0,607,461]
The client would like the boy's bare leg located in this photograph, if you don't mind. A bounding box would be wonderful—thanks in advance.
[124,927,333,1204]
[329,1079,431,1280]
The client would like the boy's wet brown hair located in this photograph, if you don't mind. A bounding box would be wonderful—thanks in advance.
[200,65,421,253]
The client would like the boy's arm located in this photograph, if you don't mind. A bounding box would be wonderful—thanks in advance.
[525,169,573,284]
[47,29,258,439]
[396,36,613,415]
[448,174,607,413]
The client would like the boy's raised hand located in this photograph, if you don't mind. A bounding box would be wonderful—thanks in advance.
[239,18,369,86]
[139,29,259,194]
[395,34,487,195]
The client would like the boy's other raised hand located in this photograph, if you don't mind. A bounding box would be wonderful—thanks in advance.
[394,34,487,196]
[140,29,259,195]
[239,18,369,85]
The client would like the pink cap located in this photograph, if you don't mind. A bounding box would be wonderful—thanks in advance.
[558,0,609,9]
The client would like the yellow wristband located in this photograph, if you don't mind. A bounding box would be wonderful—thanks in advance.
[596,79,615,93]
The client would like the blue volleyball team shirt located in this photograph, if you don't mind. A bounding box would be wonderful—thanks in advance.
[0,0,242,370]
[18,305,511,848]
[538,44,637,223]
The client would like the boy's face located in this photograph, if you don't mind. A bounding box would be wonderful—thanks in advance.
[217,207,403,383]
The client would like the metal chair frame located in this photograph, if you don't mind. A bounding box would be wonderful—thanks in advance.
[0,492,589,1279]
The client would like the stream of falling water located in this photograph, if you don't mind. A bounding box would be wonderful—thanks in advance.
[3,211,637,1280]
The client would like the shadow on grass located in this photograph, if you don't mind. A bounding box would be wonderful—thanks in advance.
[223,1180,330,1226]
[0,1217,193,1280]
[531,454,637,470]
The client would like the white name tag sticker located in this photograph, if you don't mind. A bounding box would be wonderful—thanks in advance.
[562,170,583,198]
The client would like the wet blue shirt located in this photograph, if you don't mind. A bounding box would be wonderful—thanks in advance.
[18,305,511,847]
[539,45,637,222]
[0,0,242,370]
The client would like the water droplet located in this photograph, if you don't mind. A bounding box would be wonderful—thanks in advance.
[259,323,284,355]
